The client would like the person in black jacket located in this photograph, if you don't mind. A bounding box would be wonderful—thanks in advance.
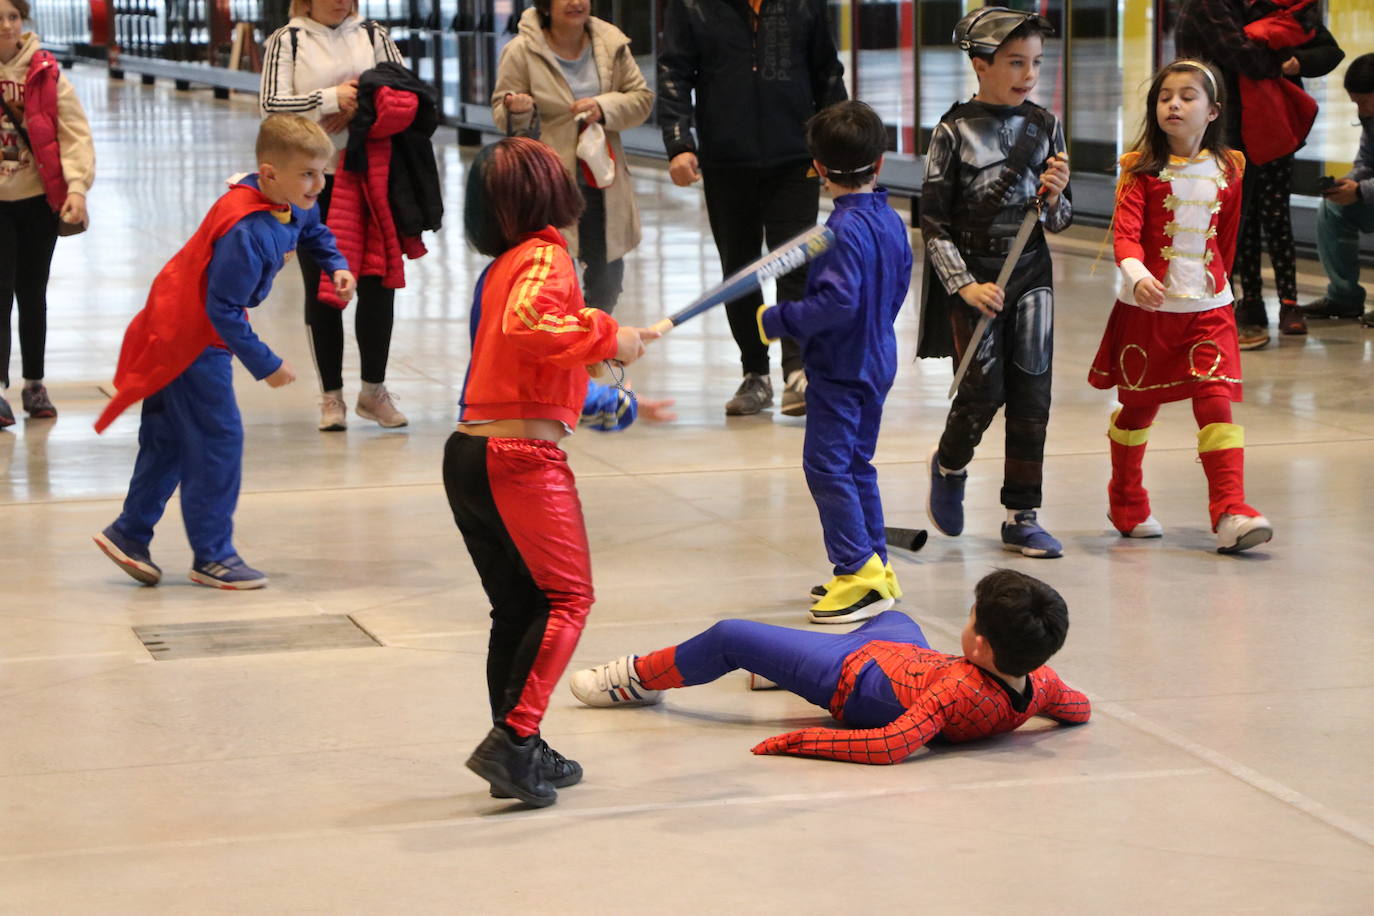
[658,0,846,417]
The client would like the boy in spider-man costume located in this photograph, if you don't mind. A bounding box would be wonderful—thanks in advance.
[570,568,1089,764]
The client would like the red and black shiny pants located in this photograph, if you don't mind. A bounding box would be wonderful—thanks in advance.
[442,432,594,738]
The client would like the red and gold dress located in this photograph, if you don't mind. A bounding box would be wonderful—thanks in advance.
[1089,149,1246,406]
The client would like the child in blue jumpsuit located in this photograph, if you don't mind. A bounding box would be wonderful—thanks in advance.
[758,101,913,624]
[93,115,353,589]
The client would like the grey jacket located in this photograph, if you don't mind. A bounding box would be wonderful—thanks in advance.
[1347,118,1374,204]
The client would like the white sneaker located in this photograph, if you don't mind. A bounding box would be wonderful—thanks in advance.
[569,655,663,708]
[1122,515,1163,538]
[1216,513,1273,554]
[356,386,408,428]
[318,392,347,431]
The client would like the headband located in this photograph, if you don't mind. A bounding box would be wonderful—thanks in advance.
[1171,59,1218,97]
[821,161,878,179]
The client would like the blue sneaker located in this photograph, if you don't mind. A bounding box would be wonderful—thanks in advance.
[1001,510,1063,559]
[93,525,162,585]
[189,555,269,590]
[926,446,966,536]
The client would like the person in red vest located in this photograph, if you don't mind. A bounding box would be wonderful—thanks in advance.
[92,115,354,590]
[0,0,96,425]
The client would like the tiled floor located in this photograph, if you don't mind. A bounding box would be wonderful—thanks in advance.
[2,66,1373,913]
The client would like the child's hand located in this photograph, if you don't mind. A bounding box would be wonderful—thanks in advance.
[1039,153,1070,204]
[638,397,678,423]
[1134,276,1166,310]
[958,281,1004,317]
[614,325,662,365]
[265,362,296,388]
[332,270,356,303]
[1282,57,1301,76]
[59,191,87,227]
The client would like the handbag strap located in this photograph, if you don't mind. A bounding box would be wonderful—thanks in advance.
[0,95,34,154]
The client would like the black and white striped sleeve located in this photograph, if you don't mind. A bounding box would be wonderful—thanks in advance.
[372,24,406,66]
[260,28,327,117]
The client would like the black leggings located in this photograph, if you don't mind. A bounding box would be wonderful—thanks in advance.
[1233,154,1297,326]
[0,195,59,387]
[298,175,396,392]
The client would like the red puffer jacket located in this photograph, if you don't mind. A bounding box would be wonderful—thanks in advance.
[1239,0,1318,166]
[22,49,68,211]
[316,86,425,307]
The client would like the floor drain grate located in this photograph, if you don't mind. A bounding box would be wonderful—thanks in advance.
[134,615,381,660]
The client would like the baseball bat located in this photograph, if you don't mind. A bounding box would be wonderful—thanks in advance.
[590,225,835,379]
[884,526,929,552]
[651,224,836,335]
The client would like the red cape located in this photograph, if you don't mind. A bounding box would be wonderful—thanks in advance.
[94,185,287,433]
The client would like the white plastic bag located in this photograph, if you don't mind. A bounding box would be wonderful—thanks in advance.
[575,117,616,189]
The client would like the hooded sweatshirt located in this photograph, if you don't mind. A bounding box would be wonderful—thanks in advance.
[260,14,403,159]
[0,32,95,203]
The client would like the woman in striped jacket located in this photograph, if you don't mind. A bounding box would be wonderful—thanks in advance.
[260,0,409,431]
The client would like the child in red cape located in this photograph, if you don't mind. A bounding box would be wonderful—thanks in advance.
[93,114,355,590]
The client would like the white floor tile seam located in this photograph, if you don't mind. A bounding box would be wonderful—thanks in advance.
[915,614,1374,850]
[0,663,148,704]
[0,766,1211,866]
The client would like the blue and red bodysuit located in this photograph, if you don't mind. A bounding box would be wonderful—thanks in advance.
[635,610,1090,764]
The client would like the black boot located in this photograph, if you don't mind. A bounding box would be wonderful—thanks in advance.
[466,727,557,807]
[490,738,583,799]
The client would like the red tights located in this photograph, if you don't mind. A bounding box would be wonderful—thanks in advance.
[1114,395,1232,431]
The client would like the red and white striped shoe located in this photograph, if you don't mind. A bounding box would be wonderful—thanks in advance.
[569,655,662,708]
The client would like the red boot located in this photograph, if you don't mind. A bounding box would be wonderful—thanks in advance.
[1108,412,1155,535]
[1197,423,1272,552]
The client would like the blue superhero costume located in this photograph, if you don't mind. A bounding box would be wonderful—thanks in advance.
[102,176,347,565]
[759,189,913,616]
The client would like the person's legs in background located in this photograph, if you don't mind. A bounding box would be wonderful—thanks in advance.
[760,161,821,416]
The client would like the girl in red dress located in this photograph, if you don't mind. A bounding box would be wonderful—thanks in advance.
[1089,60,1272,554]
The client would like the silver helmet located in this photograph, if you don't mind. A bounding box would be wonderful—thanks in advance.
[953,7,1054,56]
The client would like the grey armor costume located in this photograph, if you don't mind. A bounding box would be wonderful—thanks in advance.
[917,96,1071,510]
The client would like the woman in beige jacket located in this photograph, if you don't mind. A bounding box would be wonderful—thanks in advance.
[492,0,652,313]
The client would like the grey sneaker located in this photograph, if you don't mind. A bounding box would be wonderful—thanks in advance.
[724,373,773,416]
[356,386,408,428]
[780,369,807,417]
[21,384,56,418]
[318,391,347,431]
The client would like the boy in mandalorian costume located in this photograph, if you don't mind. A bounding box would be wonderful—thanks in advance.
[917,6,1072,558]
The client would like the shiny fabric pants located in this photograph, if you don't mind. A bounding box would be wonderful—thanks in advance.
[112,347,242,564]
[937,248,1054,510]
[635,610,929,729]
[442,432,594,738]
[803,378,888,574]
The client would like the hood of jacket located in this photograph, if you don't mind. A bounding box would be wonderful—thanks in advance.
[287,13,371,41]
[515,7,630,63]
[0,32,42,81]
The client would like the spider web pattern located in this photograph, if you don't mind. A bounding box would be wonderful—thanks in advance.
[634,646,684,689]
[754,642,1091,764]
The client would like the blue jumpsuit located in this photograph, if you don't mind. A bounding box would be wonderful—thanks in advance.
[761,189,912,575]
[111,175,347,564]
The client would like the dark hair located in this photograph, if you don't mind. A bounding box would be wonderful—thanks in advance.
[970,18,1047,62]
[806,101,887,189]
[972,569,1068,677]
[532,0,552,29]
[1126,59,1235,179]
[8,0,30,19]
[464,137,584,257]
[1346,53,1374,95]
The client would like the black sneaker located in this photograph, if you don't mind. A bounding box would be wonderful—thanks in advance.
[466,727,557,807]
[724,373,773,416]
[808,589,893,625]
[1301,297,1363,320]
[490,738,582,798]
[0,394,13,428]
[21,384,56,418]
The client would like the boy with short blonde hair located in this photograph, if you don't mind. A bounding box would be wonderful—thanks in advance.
[93,114,355,589]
